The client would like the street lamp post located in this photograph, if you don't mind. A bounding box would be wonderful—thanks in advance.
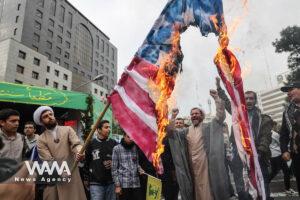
[73,74,105,91]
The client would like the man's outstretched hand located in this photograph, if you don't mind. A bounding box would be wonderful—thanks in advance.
[210,89,219,100]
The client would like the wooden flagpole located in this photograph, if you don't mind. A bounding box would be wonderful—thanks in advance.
[71,102,111,173]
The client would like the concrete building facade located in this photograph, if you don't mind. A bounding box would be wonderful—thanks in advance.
[0,0,117,94]
[0,38,72,90]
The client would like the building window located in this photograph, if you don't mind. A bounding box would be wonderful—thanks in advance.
[111,71,114,76]
[45,78,49,85]
[96,35,100,49]
[34,21,41,30]
[111,63,115,69]
[65,41,70,49]
[16,65,24,74]
[88,75,91,80]
[64,52,69,59]
[46,41,52,49]
[95,69,99,75]
[47,29,53,38]
[111,48,115,60]
[36,10,43,19]
[58,25,63,33]
[32,71,39,79]
[73,67,78,73]
[55,57,60,65]
[105,59,109,65]
[17,4,21,10]
[32,45,38,51]
[37,0,44,7]
[53,82,58,89]
[101,56,104,62]
[49,19,54,27]
[14,28,17,35]
[105,43,109,57]
[54,70,59,77]
[45,52,51,60]
[15,16,19,23]
[81,71,85,76]
[64,62,69,69]
[94,88,98,94]
[96,52,99,58]
[101,64,104,70]
[66,31,71,38]
[33,33,40,42]
[63,74,68,80]
[67,12,72,29]
[47,66,50,72]
[62,85,67,90]
[101,40,104,53]
[50,0,56,16]
[58,5,65,22]
[95,60,99,66]
[74,23,93,70]
[18,50,26,59]
[56,47,61,55]
[15,79,23,84]
[33,58,40,66]
[57,35,62,43]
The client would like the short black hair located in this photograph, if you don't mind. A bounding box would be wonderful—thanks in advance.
[24,121,36,129]
[97,120,110,130]
[0,109,20,121]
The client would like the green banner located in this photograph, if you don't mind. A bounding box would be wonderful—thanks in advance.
[93,96,112,123]
[0,82,87,110]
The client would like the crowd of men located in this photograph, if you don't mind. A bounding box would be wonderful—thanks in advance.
[0,79,299,200]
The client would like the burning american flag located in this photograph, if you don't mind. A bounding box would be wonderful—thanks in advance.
[109,0,264,198]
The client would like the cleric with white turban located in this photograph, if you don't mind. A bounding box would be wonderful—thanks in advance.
[33,106,53,126]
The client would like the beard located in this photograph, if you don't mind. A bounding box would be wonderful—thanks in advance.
[44,120,57,130]
[192,119,202,126]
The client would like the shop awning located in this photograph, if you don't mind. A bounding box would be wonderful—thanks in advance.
[0,82,87,110]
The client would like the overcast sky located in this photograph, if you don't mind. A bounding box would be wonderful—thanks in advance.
[69,0,300,116]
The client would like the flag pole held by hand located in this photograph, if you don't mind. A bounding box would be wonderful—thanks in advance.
[71,102,111,173]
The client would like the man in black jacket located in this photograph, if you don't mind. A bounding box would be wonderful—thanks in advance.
[216,77,273,200]
[84,120,118,200]
[280,81,300,197]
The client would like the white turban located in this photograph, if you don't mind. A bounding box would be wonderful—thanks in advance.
[33,106,54,126]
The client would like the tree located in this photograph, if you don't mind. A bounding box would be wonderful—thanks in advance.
[81,95,94,140]
[273,26,300,83]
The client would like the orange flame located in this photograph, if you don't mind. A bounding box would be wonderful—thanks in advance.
[211,0,253,155]
[150,27,181,172]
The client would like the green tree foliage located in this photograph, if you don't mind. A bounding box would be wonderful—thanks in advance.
[82,95,94,140]
[273,26,300,82]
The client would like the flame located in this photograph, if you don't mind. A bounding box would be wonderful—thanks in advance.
[150,26,181,172]
[211,0,253,158]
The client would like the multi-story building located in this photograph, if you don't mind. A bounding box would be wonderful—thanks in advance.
[257,71,291,124]
[258,87,287,124]
[0,38,72,90]
[0,0,117,96]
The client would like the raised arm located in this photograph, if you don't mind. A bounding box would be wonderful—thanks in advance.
[216,77,232,114]
[210,89,226,123]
